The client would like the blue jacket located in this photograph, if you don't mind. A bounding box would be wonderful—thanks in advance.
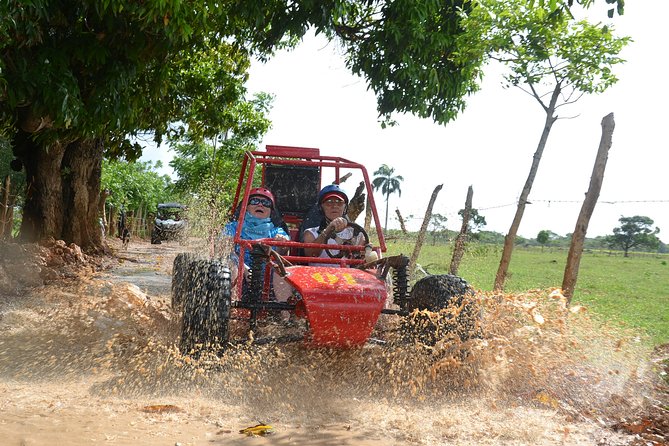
[224,212,288,266]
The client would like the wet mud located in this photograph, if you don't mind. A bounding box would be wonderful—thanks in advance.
[0,238,666,445]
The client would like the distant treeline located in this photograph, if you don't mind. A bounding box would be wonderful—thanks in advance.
[373,229,669,255]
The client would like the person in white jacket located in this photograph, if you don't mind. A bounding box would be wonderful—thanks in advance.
[302,184,366,264]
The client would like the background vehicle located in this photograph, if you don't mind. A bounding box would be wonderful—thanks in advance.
[172,146,479,354]
[151,203,187,244]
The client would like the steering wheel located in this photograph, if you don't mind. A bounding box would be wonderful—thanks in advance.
[325,221,370,259]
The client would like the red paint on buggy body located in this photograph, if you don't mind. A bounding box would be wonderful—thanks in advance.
[283,266,387,347]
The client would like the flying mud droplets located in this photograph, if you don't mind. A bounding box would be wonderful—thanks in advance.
[0,240,662,445]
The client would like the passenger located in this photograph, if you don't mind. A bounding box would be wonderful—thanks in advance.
[222,187,292,303]
[223,187,289,267]
[302,184,366,263]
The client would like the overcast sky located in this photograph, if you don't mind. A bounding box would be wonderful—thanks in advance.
[143,1,668,241]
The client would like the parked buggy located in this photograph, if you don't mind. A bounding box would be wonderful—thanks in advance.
[151,203,187,244]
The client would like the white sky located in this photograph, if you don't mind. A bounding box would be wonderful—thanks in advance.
[143,1,668,241]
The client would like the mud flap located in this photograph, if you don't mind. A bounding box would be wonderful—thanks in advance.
[283,266,387,347]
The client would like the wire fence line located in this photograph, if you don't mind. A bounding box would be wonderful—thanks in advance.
[397,197,668,221]
[478,198,669,210]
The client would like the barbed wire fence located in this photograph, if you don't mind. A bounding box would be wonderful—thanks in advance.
[399,197,669,224]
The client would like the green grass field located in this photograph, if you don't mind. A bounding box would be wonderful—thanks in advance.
[385,240,669,347]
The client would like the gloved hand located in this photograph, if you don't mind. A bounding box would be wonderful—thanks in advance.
[364,244,378,263]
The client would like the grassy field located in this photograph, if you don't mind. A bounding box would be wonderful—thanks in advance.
[384,240,669,347]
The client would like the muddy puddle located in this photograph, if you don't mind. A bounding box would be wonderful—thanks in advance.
[0,240,663,445]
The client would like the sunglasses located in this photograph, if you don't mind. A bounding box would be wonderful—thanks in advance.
[248,197,273,207]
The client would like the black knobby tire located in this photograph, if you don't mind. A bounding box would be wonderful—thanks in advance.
[150,227,162,244]
[403,274,481,346]
[179,259,232,356]
[171,252,193,310]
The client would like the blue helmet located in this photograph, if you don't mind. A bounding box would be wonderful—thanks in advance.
[318,184,349,205]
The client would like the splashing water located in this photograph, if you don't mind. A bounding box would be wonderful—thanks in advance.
[0,242,659,445]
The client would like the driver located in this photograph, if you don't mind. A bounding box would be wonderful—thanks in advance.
[303,185,366,263]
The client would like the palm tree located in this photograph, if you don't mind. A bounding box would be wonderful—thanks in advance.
[372,164,404,231]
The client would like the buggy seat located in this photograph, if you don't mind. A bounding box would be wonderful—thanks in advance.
[263,146,321,244]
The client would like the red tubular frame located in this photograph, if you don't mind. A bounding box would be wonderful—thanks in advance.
[228,145,387,301]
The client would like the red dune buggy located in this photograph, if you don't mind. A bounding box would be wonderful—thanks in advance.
[172,146,478,354]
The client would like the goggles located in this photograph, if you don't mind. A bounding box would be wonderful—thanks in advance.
[248,196,273,207]
[322,198,345,205]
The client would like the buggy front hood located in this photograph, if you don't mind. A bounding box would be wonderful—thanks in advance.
[155,218,186,230]
[283,266,387,348]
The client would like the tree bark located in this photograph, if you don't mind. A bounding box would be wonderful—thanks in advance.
[1,176,9,239]
[494,85,560,291]
[384,192,390,231]
[450,185,473,275]
[364,196,372,233]
[5,196,15,240]
[15,128,104,251]
[61,138,104,250]
[562,113,615,304]
[346,181,366,222]
[409,184,443,278]
[16,129,66,242]
[99,189,111,238]
[395,208,408,234]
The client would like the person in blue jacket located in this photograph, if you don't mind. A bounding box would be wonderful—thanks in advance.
[222,187,292,301]
[223,187,289,266]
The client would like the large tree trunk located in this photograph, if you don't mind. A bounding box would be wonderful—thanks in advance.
[450,185,473,275]
[15,129,104,252]
[562,114,615,303]
[493,85,560,291]
[16,129,66,242]
[61,138,104,250]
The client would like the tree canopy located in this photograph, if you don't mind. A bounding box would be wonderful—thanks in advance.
[429,213,449,245]
[460,0,630,291]
[101,159,173,213]
[461,0,630,103]
[0,0,628,250]
[372,164,404,231]
[606,215,661,257]
[0,0,487,148]
[458,208,487,236]
[169,92,272,198]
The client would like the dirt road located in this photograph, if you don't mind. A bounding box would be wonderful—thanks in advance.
[0,239,665,445]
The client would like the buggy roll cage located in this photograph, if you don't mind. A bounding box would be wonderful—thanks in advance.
[227,145,387,276]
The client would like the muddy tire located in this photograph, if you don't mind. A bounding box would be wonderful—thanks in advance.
[179,259,232,356]
[150,228,161,244]
[171,252,193,310]
[403,274,481,347]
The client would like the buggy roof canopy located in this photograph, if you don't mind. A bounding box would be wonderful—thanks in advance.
[158,203,186,209]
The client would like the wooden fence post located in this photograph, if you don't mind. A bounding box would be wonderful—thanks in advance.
[108,205,115,237]
[562,113,615,304]
[450,185,473,275]
[395,208,408,234]
[0,176,9,238]
[409,184,443,278]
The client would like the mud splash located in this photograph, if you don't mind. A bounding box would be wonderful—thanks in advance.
[0,241,662,445]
